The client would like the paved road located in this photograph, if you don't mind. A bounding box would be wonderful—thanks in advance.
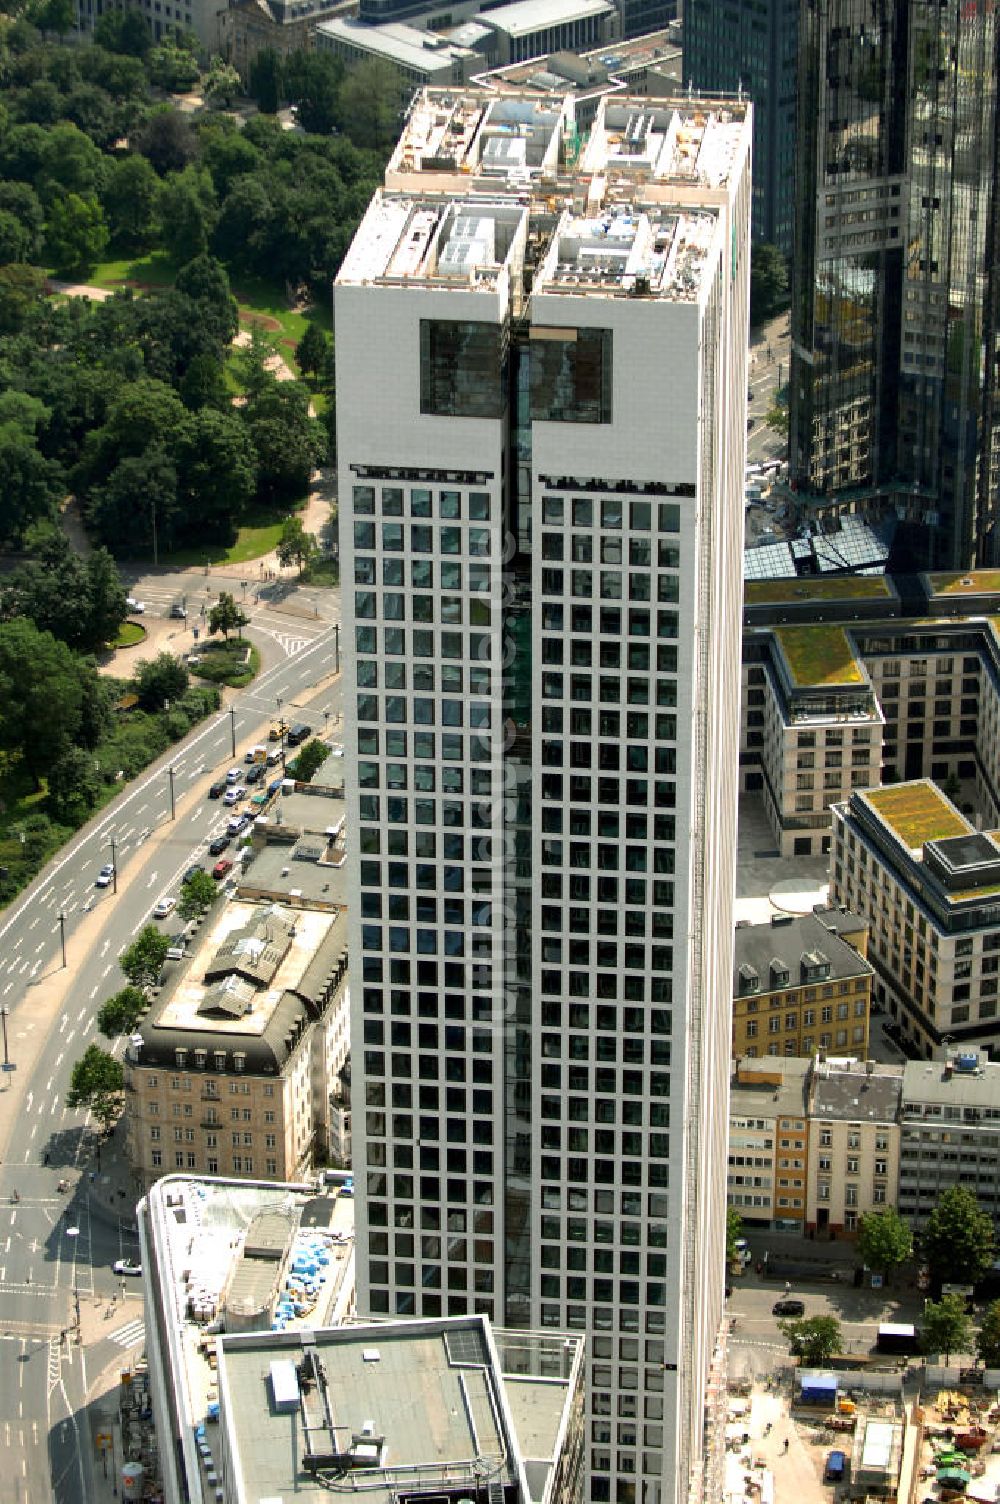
[0,591,341,1501]
[747,313,790,471]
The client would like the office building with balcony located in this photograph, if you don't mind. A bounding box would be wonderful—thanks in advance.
[124,905,350,1191]
[805,1058,902,1238]
[830,783,1000,1058]
[788,0,1000,570]
[335,85,752,1504]
[897,1054,1000,1226]
[683,0,799,252]
[732,909,872,1062]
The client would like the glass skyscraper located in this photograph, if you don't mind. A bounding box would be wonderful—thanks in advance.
[790,0,1000,568]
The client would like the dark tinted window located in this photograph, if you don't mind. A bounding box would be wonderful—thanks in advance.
[420,320,506,418]
[530,327,613,424]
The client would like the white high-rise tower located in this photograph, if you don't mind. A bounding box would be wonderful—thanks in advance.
[335,88,751,1504]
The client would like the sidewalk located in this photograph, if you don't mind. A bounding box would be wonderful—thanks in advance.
[85,1119,139,1231]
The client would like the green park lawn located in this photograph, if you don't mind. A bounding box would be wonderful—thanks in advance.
[161,519,287,569]
[112,621,147,649]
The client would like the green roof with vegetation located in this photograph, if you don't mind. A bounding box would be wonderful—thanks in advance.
[862,782,968,850]
[774,625,864,687]
[744,576,892,605]
[926,571,1000,596]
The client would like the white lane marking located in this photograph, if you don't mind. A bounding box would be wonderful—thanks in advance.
[58,1016,67,1034]
[64,1031,75,1048]
[145,871,158,889]
[100,941,110,958]
[89,987,99,1000]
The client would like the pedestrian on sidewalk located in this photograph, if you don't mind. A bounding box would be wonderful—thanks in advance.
[783,1438,789,1454]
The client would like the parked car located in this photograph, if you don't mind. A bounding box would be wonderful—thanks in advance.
[182,865,202,886]
[825,1451,847,1482]
[212,858,233,880]
[268,777,284,795]
[244,745,267,765]
[208,835,231,856]
[287,722,312,747]
[223,787,245,806]
[772,1298,805,1317]
[227,815,247,835]
[96,863,115,888]
[152,896,176,919]
[269,721,289,742]
[169,602,187,619]
[245,764,264,785]
[208,780,227,800]
[329,743,344,758]
[125,597,145,614]
[266,748,282,766]
[113,1259,142,1277]
[225,767,241,785]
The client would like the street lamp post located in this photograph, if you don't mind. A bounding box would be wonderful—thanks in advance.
[228,706,236,760]
[276,697,285,770]
[334,622,340,674]
[58,911,66,969]
[167,766,176,822]
[109,834,117,895]
[0,1006,9,1075]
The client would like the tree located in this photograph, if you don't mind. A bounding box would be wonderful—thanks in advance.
[0,181,45,262]
[177,867,217,919]
[93,7,152,56]
[156,165,217,264]
[209,591,249,640]
[44,192,109,275]
[101,153,159,250]
[922,1294,972,1364]
[134,651,189,711]
[778,1315,843,1365]
[337,59,402,150]
[248,47,282,114]
[284,51,343,135]
[66,1044,124,1133]
[96,986,147,1039]
[976,1299,1000,1368]
[765,404,789,436]
[174,253,239,347]
[276,515,317,574]
[176,407,256,538]
[0,264,48,335]
[204,57,242,108]
[726,1208,744,1267]
[0,434,65,539]
[923,1186,996,1288]
[46,745,103,824]
[136,109,199,176]
[28,0,75,36]
[0,618,85,787]
[179,353,228,411]
[147,37,200,92]
[295,321,328,380]
[84,546,129,650]
[857,1208,913,1282]
[119,925,170,992]
[750,241,789,326]
[288,737,330,782]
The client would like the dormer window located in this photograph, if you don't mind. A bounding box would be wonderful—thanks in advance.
[214,1052,226,1072]
[175,1048,188,1068]
[738,963,759,996]
[194,1049,207,1070]
[234,1052,246,1073]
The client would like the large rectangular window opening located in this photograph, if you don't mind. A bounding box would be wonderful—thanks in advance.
[530,327,613,424]
[420,320,506,418]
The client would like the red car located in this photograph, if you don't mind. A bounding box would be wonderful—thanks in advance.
[212,858,233,880]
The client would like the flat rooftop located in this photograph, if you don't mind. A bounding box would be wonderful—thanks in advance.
[857,781,968,852]
[340,90,749,296]
[744,575,892,606]
[217,1317,583,1504]
[480,0,613,38]
[774,624,865,688]
[924,569,1000,599]
[154,901,336,1037]
[241,834,349,908]
[318,16,476,71]
[810,1063,903,1123]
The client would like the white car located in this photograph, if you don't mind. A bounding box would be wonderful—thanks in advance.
[113,1259,142,1277]
[225,767,241,785]
[152,896,176,919]
[95,863,115,888]
[329,744,344,758]
[125,597,145,614]
[223,787,245,805]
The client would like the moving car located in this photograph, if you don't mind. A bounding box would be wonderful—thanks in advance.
[212,858,233,880]
[772,1298,805,1317]
[96,863,115,888]
[125,597,145,614]
[208,835,231,855]
[113,1259,142,1277]
[208,780,226,800]
[223,787,245,805]
[152,896,176,919]
[169,602,187,619]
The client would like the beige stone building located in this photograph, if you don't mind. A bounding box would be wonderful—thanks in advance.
[804,1058,902,1239]
[727,1057,811,1227]
[219,0,355,81]
[124,903,349,1191]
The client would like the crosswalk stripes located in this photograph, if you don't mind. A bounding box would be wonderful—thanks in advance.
[108,1318,145,1349]
[272,633,311,656]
